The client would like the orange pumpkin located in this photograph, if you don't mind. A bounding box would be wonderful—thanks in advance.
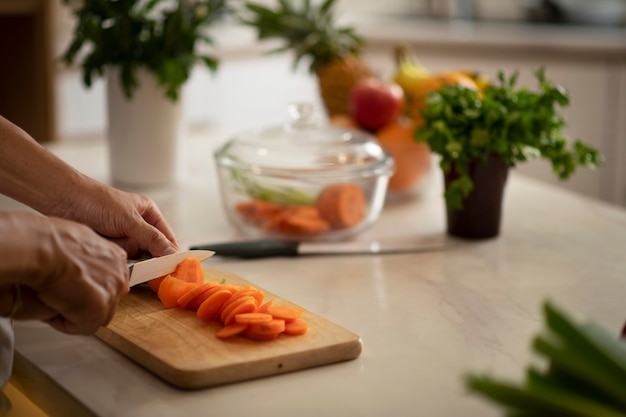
[376,119,431,192]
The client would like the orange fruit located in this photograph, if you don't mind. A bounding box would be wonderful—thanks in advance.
[408,71,479,120]
[376,119,431,192]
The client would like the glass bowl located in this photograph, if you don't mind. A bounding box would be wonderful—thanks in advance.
[214,103,394,241]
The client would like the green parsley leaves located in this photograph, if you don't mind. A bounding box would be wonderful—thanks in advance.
[415,68,603,210]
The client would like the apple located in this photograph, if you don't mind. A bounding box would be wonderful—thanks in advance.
[349,77,405,132]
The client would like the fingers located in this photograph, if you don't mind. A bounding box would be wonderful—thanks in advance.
[131,197,179,256]
[33,218,130,335]
[124,219,178,258]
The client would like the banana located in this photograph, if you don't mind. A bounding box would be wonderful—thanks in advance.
[392,44,431,95]
[459,69,491,92]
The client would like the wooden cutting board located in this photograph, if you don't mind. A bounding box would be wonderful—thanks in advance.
[95,268,362,389]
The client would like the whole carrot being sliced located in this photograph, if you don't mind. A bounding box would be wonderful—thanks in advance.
[244,319,286,340]
[197,289,233,322]
[147,275,166,293]
[216,323,249,339]
[177,281,221,310]
[234,312,273,325]
[172,257,205,285]
[316,183,366,229]
[267,305,305,322]
[157,275,198,308]
[284,319,308,335]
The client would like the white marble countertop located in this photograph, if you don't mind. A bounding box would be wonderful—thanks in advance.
[6,131,626,416]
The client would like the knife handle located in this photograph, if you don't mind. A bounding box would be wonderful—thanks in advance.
[189,240,299,259]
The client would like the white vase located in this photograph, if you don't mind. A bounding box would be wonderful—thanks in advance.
[106,67,183,188]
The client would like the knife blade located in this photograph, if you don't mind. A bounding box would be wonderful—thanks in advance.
[189,239,455,259]
[127,250,214,286]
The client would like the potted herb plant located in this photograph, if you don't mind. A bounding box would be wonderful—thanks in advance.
[416,68,603,239]
[62,0,229,188]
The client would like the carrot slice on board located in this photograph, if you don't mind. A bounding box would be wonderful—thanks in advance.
[267,305,305,322]
[227,287,265,306]
[216,323,248,339]
[223,298,258,326]
[234,313,273,325]
[316,183,366,229]
[157,275,198,308]
[196,289,233,322]
[255,299,274,314]
[172,257,205,285]
[284,319,308,335]
[244,319,286,340]
[177,281,221,310]
[220,295,256,324]
[147,275,166,293]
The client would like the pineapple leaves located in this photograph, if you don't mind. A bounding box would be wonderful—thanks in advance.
[242,0,364,73]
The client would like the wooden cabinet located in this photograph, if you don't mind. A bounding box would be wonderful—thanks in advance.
[360,21,626,206]
[0,0,55,142]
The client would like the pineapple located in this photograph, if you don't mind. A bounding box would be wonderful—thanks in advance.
[241,0,372,116]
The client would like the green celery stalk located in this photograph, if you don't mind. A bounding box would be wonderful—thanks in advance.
[466,374,626,417]
[533,335,626,408]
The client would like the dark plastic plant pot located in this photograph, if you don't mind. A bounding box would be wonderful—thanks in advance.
[445,155,509,240]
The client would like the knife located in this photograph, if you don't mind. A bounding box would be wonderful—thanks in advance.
[189,239,454,259]
[127,250,214,286]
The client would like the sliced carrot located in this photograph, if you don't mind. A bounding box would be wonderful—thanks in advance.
[244,319,286,340]
[316,183,366,229]
[221,283,241,293]
[177,281,221,310]
[234,312,273,325]
[147,275,166,293]
[196,289,233,322]
[152,258,309,342]
[255,299,274,314]
[227,287,265,306]
[276,214,330,236]
[220,295,256,324]
[267,305,305,322]
[157,275,198,308]
[172,257,205,285]
[223,298,258,326]
[284,319,308,335]
[236,199,283,223]
[216,323,249,339]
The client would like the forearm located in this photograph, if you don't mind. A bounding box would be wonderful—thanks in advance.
[0,115,89,217]
[0,212,48,287]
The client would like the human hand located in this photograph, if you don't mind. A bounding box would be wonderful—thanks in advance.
[0,213,129,334]
[56,182,179,258]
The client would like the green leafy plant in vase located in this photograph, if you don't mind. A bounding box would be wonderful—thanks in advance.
[62,0,229,100]
[61,0,230,188]
[415,68,603,239]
